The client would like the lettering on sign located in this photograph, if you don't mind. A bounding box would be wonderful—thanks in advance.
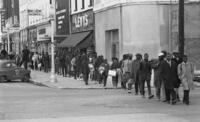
[71,10,94,33]
[74,14,89,28]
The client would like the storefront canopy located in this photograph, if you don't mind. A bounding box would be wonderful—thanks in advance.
[76,32,93,48]
[57,31,91,48]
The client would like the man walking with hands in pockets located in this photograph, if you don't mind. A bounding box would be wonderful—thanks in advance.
[178,55,194,105]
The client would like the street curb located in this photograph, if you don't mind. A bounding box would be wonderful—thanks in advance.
[29,78,200,90]
[29,80,49,87]
[29,80,121,90]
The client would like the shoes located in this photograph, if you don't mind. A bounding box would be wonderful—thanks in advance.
[135,93,138,95]
[183,101,190,105]
[148,95,154,99]
[128,90,131,94]
[142,95,145,98]
[162,100,168,102]
[171,100,176,105]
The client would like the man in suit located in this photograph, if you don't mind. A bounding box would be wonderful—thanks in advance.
[160,53,177,105]
[139,53,154,99]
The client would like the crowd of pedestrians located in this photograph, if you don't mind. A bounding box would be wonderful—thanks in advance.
[0,47,195,105]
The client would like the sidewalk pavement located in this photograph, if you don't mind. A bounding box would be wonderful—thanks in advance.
[30,70,115,89]
[30,70,200,89]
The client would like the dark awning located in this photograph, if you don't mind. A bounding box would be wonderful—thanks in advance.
[57,31,91,47]
[76,31,93,49]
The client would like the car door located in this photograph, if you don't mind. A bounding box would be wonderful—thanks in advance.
[4,62,16,80]
[11,62,22,79]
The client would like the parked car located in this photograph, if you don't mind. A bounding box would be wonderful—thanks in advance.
[0,60,31,83]
[194,70,200,82]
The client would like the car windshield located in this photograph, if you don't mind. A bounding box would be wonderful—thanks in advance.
[1,62,17,68]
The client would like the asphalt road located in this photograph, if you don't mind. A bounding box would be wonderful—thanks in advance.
[0,82,200,121]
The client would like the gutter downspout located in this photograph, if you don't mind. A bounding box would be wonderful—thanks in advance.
[120,3,123,60]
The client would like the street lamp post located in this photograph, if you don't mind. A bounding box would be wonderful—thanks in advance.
[49,0,57,83]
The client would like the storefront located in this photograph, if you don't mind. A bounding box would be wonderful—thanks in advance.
[36,22,51,54]
[28,26,37,52]
[11,31,20,54]
[58,10,95,53]
[20,28,28,52]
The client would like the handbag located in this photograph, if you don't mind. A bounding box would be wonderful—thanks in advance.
[108,70,117,76]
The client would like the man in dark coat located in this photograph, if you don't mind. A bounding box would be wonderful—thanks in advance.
[22,46,30,69]
[81,53,90,85]
[160,53,177,105]
[130,53,142,95]
[43,52,50,72]
[139,53,154,99]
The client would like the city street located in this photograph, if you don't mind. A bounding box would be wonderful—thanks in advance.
[0,82,200,121]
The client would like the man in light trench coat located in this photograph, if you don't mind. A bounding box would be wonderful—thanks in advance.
[178,55,194,105]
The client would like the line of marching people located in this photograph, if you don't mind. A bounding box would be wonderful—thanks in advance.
[120,51,194,105]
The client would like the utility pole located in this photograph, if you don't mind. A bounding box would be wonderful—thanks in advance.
[49,0,57,83]
[179,0,184,58]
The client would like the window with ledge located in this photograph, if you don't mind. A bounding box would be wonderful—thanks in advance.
[81,0,85,9]
[74,0,78,11]
[89,0,93,7]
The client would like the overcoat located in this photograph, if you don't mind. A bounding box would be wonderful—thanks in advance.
[178,62,194,90]
[131,59,141,83]
[160,60,179,89]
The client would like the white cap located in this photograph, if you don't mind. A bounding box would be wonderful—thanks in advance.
[158,52,164,56]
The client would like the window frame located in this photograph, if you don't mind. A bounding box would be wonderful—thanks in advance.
[81,0,85,9]
[74,0,78,12]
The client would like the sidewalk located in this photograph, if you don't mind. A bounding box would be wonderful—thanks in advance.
[30,70,200,89]
[30,70,115,89]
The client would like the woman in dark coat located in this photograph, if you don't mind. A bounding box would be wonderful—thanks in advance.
[111,57,120,88]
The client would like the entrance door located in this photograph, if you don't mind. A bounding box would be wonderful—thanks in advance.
[105,29,119,61]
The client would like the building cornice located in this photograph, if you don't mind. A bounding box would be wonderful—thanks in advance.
[94,0,200,13]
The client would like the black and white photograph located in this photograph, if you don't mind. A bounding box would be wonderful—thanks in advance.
[0,0,200,121]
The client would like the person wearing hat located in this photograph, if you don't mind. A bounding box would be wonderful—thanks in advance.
[121,54,132,90]
[139,53,154,98]
[129,53,142,94]
[160,53,177,105]
[152,52,164,100]
[178,55,194,105]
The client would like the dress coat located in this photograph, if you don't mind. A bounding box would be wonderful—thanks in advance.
[151,59,162,88]
[178,62,194,90]
[131,59,141,83]
[139,60,152,81]
[160,60,179,89]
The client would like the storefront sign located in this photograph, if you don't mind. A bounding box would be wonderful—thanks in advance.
[56,0,70,35]
[71,10,94,33]
[37,24,51,41]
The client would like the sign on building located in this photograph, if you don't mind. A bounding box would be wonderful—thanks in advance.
[71,10,94,33]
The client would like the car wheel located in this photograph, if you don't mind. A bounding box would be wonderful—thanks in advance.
[22,74,30,82]
[0,76,6,83]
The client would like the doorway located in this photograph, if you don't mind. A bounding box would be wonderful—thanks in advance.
[105,29,119,61]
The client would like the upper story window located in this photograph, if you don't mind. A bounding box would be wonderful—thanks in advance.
[74,0,78,11]
[89,0,93,7]
[81,0,85,9]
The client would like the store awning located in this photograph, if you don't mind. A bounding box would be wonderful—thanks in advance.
[57,31,91,48]
[76,32,93,49]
